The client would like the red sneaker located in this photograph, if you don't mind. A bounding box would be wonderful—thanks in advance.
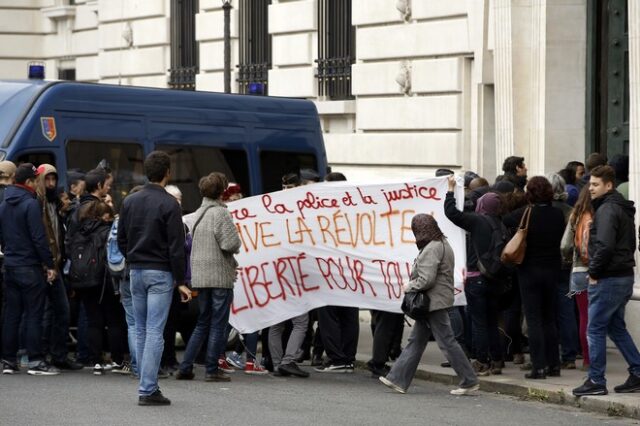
[244,361,268,376]
[218,357,235,374]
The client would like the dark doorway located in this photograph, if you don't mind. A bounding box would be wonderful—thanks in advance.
[587,0,629,159]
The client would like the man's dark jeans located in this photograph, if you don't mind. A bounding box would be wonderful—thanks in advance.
[42,277,71,363]
[588,276,640,385]
[556,268,578,363]
[1,265,47,364]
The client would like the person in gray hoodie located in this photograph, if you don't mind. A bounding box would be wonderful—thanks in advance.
[379,214,478,395]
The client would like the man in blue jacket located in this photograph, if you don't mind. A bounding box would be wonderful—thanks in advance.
[0,163,59,375]
[118,151,192,406]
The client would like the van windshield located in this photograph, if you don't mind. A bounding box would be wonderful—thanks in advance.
[0,81,47,148]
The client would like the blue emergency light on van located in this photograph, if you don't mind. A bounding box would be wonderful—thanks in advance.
[27,62,45,80]
[0,80,327,213]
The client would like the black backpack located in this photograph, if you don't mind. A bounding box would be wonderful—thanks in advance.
[68,223,108,289]
[476,215,513,281]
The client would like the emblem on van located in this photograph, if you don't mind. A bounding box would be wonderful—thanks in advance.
[40,117,57,142]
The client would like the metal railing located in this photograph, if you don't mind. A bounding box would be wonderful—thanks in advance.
[168,0,199,90]
[237,0,271,95]
[168,67,198,90]
[316,0,355,100]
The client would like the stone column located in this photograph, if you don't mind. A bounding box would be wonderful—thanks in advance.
[626,0,640,342]
[630,1,640,237]
[492,0,515,176]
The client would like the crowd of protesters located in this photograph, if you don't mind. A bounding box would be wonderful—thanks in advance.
[1,150,640,405]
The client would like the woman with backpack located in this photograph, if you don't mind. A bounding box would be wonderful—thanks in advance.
[68,200,127,375]
[560,186,593,371]
[444,175,506,376]
[503,176,566,379]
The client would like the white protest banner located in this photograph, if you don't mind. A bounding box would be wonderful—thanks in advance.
[227,177,466,333]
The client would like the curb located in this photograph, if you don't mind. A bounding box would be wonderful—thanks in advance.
[355,358,640,420]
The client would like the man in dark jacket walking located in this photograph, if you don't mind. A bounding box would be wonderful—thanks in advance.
[0,163,59,375]
[118,151,191,406]
[573,165,640,396]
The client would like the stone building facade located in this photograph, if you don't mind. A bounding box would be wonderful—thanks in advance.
[1,0,640,331]
[0,0,588,181]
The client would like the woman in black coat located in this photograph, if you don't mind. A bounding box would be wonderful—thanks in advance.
[503,176,566,379]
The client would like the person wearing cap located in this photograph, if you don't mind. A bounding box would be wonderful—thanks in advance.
[268,173,311,378]
[300,168,321,185]
[0,163,59,375]
[67,170,86,200]
[36,164,83,371]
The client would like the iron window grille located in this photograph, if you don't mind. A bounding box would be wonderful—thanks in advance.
[316,0,355,100]
[58,69,76,81]
[169,0,199,90]
[237,0,271,95]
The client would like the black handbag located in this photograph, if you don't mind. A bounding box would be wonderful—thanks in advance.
[401,291,430,320]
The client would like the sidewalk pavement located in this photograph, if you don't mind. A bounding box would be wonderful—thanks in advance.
[355,317,640,420]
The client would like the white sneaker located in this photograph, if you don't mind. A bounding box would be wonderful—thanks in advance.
[93,364,105,376]
[450,384,480,395]
[379,376,406,394]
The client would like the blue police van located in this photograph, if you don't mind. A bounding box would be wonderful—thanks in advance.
[0,79,327,212]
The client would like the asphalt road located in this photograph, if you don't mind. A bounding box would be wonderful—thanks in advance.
[0,365,634,426]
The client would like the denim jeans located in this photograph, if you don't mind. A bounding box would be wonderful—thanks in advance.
[556,269,578,363]
[587,276,640,385]
[243,331,259,361]
[465,276,502,363]
[130,269,174,396]
[119,278,137,375]
[42,277,71,363]
[1,266,47,364]
[180,288,233,375]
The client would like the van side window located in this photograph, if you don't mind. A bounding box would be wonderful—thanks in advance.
[155,144,249,214]
[16,152,55,168]
[66,141,145,209]
[260,151,318,193]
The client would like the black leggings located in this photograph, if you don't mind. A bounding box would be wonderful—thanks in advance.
[75,284,126,365]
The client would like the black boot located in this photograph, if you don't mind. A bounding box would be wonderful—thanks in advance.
[525,369,546,379]
[546,365,561,377]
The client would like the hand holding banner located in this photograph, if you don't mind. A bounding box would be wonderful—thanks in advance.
[225,177,466,333]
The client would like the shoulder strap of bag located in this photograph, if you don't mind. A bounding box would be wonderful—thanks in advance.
[519,206,532,230]
[191,205,216,237]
